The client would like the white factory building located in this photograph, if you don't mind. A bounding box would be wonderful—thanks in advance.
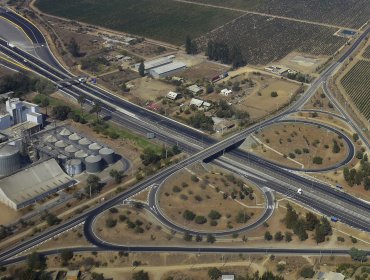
[4,98,43,129]
[134,55,187,78]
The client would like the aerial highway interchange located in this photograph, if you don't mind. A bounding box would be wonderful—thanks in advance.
[0,6,369,267]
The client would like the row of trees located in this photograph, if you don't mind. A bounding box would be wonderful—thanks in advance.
[206,40,246,68]
[0,73,54,97]
[284,203,332,243]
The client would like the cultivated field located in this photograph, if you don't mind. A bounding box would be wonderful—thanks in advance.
[192,0,370,28]
[197,14,347,65]
[340,60,370,119]
[35,0,242,45]
[362,45,370,59]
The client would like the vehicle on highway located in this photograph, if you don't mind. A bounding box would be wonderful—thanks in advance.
[331,216,339,222]
[297,188,303,195]
[336,184,343,190]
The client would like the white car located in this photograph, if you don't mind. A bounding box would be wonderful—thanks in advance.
[297,188,303,195]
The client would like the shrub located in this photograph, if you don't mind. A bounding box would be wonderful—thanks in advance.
[313,156,323,164]
[264,231,273,241]
[182,210,196,221]
[195,216,207,224]
[191,175,199,182]
[300,266,315,278]
[208,210,222,220]
[271,91,278,97]
[172,185,181,193]
[105,218,117,228]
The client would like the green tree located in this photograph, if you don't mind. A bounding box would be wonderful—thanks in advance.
[40,97,50,115]
[264,231,273,241]
[271,91,278,97]
[78,93,87,118]
[110,169,124,184]
[91,100,102,121]
[332,140,340,153]
[85,174,102,196]
[140,148,161,166]
[208,267,222,280]
[139,61,145,77]
[52,105,71,120]
[132,270,149,280]
[207,234,216,243]
[274,231,283,241]
[60,250,73,266]
[183,210,196,221]
[313,156,323,164]
[208,210,221,220]
[300,266,315,278]
[68,37,80,57]
[27,252,46,270]
[185,35,197,55]
[305,212,319,231]
[349,247,367,262]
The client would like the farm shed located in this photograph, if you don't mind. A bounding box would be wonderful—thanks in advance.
[149,62,187,78]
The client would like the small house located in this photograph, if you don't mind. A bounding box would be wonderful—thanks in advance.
[220,88,232,96]
[187,84,203,95]
[166,91,180,100]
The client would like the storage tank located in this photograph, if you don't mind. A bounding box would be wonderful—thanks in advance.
[55,140,67,149]
[65,159,83,176]
[65,145,79,156]
[57,154,68,165]
[88,143,102,155]
[44,135,58,144]
[78,137,92,147]
[59,128,71,137]
[99,147,115,164]
[85,155,102,173]
[75,150,89,160]
[68,133,81,143]
[0,144,21,176]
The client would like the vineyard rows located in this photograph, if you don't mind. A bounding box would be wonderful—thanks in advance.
[193,0,370,29]
[362,45,370,59]
[341,60,370,119]
[197,14,347,65]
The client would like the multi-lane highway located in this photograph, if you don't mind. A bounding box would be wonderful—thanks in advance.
[0,8,369,264]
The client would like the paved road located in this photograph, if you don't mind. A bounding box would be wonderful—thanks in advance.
[0,9,369,264]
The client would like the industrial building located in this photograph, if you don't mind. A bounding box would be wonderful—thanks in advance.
[134,56,173,73]
[0,158,76,210]
[5,98,43,127]
[149,62,187,79]
[0,143,21,177]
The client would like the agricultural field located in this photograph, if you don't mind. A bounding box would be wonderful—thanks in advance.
[341,60,370,119]
[35,0,242,45]
[192,0,370,28]
[362,45,370,59]
[197,14,347,65]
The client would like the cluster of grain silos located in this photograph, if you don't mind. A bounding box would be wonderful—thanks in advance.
[35,127,117,176]
[0,144,21,177]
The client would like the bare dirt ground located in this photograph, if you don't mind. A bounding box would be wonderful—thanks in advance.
[234,74,301,121]
[180,60,228,82]
[277,52,328,75]
[0,204,22,226]
[244,122,350,169]
[158,169,265,232]
[127,77,176,103]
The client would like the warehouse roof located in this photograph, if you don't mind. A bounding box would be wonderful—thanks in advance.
[150,62,186,76]
[0,159,74,206]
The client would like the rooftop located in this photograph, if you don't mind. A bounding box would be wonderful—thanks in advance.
[0,159,74,206]
[150,62,186,75]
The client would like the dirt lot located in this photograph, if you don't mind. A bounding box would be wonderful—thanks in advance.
[0,204,22,226]
[232,73,301,121]
[158,169,265,232]
[127,77,176,103]
[244,122,350,170]
[277,52,328,75]
[180,60,228,82]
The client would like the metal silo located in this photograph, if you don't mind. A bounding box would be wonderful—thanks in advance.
[65,159,83,176]
[59,128,71,137]
[0,144,21,176]
[85,155,102,173]
[68,133,81,143]
[78,137,92,147]
[99,147,115,164]
[88,143,102,155]
[55,140,68,149]
[65,145,79,156]
[75,150,89,160]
